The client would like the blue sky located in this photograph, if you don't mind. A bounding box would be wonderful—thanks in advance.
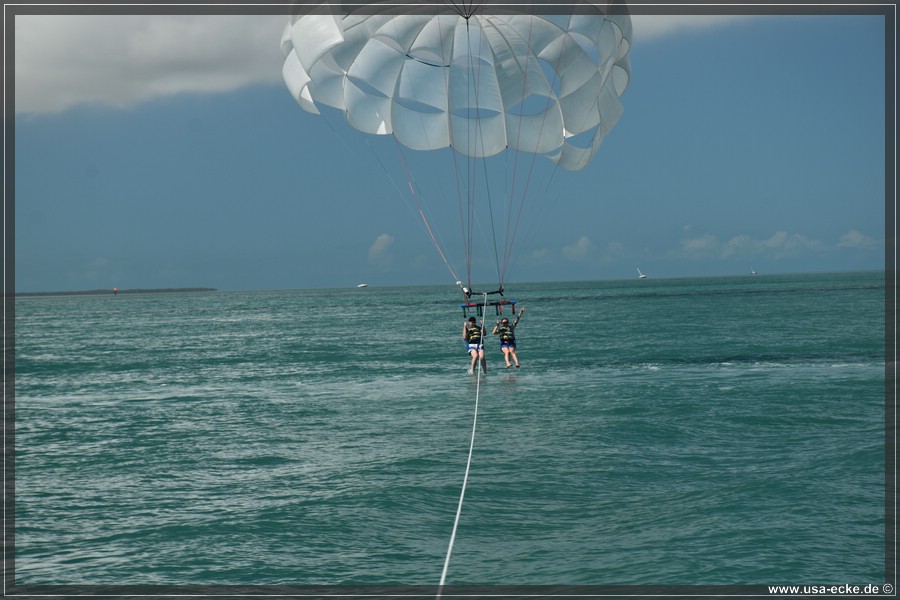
[11,5,890,292]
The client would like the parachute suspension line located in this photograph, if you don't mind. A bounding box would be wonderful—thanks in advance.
[420,208,461,284]
[515,28,574,260]
[436,15,474,292]
[480,154,504,290]
[499,15,533,286]
[444,0,481,20]
[525,27,608,238]
[461,16,503,291]
[449,146,471,289]
[466,21,482,291]
[392,140,462,284]
[318,108,409,204]
[464,18,477,290]
[430,9,474,292]
[315,107,465,282]
[437,292,489,598]
[500,22,573,284]
[500,15,543,286]
[501,132,541,285]
[472,19,504,289]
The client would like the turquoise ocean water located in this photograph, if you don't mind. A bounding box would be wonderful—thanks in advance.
[13,271,887,591]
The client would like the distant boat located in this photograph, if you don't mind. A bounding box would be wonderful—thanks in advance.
[357,283,369,288]
[751,269,758,276]
[636,268,647,279]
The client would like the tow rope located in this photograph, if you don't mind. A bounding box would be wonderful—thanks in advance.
[437,292,489,597]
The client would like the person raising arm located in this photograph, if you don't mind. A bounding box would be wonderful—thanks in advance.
[492,307,524,368]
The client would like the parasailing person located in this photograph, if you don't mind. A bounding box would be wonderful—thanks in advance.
[493,307,525,368]
[463,316,487,374]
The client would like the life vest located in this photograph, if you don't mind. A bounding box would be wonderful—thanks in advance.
[465,323,483,344]
[497,325,515,343]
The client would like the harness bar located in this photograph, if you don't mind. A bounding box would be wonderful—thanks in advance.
[460,299,516,318]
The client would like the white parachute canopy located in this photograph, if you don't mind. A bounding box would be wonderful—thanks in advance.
[281,5,632,172]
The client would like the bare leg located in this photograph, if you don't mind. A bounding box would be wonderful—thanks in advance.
[502,347,512,367]
[469,350,478,373]
[480,349,487,373]
[510,348,520,367]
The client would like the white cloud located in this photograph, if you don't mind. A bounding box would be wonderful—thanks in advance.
[15,15,286,114]
[726,231,827,259]
[563,236,594,261]
[836,229,880,250]
[677,230,831,261]
[766,231,827,257]
[530,248,549,261]
[721,234,754,258]
[762,231,789,250]
[12,13,757,116]
[681,233,718,256]
[368,233,394,266]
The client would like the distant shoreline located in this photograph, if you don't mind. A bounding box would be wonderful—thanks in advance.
[15,288,217,297]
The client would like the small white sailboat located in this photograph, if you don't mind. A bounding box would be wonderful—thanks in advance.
[357,283,369,288]
[636,268,647,279]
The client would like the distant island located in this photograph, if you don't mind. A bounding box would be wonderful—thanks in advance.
[16,288,217,297]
